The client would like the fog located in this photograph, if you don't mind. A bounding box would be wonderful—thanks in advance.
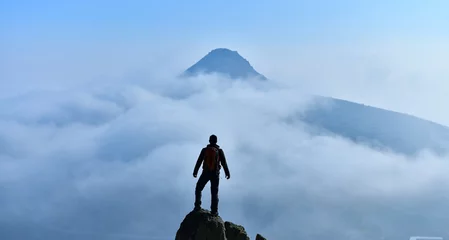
[1,45,449,240]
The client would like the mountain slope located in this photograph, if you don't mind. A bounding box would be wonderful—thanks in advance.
[295,96,449,156]
[185,48,449,156]
[183,48,267,80]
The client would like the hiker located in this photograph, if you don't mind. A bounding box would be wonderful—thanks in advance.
[193,134,230,215]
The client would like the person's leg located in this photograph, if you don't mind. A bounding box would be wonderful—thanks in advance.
[194,171,209,210]
[210,172,220,214]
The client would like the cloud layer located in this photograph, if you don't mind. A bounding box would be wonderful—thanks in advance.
[0,72,448,240]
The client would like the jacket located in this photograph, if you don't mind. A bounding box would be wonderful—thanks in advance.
[193,144,230,176]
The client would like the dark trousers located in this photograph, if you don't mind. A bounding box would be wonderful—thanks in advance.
[195,170,220,212]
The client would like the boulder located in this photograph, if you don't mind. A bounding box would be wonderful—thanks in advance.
[175,208,267,240]
[175,209,226,240]
[225,221,250,240]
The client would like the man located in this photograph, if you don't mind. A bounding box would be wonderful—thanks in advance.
[193,134,230,216]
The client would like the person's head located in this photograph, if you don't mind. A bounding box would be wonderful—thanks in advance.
[209,134,217,144]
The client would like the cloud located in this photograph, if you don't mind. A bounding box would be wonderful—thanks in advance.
[0,69,448,240]
[243,40,449,126]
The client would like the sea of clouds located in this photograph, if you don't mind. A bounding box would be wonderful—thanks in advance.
[1,69,448,240]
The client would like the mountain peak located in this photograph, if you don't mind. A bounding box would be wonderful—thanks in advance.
[209,48,238,54]
[183,48,267,80]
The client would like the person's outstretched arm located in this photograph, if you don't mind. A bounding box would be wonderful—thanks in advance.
[219,149,230,179]
[193,148,205,177]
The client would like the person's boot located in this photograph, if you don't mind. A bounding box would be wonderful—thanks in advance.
[210,208,218,216]
[194,195,202,212]
[193,202,202,211]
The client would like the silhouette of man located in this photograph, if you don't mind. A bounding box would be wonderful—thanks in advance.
[193,134,230,215]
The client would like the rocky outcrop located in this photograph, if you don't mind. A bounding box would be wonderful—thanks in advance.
[255,234,267,240]
[175,208,267,240]
[225,221,250,240]
[175,209,226,240]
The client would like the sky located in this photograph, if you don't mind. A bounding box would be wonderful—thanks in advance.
[2,0,448,43]
[1,1,449,240]
[1,0,449,123]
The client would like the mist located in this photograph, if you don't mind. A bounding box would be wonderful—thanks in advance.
[1,44,449,240]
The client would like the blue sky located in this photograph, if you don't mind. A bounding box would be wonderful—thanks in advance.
[2,0,448,46]
[1,0,449,123]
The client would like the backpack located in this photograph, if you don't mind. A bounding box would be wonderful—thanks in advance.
[203,146,220,171]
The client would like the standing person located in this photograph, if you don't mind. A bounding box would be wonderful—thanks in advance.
[193,134,230,216]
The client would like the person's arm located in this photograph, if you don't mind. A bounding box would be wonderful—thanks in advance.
[219,149,230,178]
[193,148,205,176]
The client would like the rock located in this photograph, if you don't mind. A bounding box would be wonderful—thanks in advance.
[175,208,226,240]
[175,208,267,240]
[225,221,250,240]
[255,234,267,240]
